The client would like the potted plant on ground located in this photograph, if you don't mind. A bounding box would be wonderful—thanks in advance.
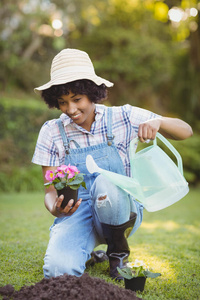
[117,259,161,292]
[44,164,86,208]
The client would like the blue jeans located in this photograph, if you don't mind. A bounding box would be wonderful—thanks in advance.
[43,175,143,278]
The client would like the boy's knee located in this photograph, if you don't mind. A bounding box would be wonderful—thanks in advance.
[98,195,107,200]
[96,193,112,208]
[91,174,118,200]
[43,251,87,278]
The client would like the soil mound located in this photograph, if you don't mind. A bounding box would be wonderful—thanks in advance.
[0,273,143,300]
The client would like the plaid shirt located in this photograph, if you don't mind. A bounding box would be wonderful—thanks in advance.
[32,104,160,176]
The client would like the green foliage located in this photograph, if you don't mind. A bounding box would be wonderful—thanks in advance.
[82,25,174,86]
[0,0,199,128]
[0,1,50,90]
[169,47,200,127]
[0,98,60,192]
[117,265,161,279]
[52,181,65,190]
[45,169,86,191]
[0,165,43,193]
[117,267,134,279]
[77,3,176,111]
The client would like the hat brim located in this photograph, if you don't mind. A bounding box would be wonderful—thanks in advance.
[34,74,114,95]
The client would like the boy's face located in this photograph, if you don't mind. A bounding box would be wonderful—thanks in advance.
[57,91,95,131]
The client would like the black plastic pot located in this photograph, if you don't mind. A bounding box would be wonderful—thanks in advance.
[124,277,146,292]
[57,187,78,209]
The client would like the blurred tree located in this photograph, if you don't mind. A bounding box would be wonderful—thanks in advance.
[0,0,199,126]
[0,0,57,91]
[75,1,175,113]
[165,0,200,126]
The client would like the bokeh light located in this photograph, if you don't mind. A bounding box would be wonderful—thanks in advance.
[168,7,184,23]
[52,19,63,30]
[190,8,198,17]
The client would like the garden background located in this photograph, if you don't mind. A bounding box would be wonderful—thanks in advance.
[0,0,200,299]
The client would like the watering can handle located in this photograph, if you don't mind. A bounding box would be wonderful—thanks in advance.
[130,132,183,175]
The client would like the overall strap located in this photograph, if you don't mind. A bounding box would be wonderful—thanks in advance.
[56,119,80,154]
[106,107,114,146]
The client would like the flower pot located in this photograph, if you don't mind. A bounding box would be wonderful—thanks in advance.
[124,277,146,292]
[57,187,78,209]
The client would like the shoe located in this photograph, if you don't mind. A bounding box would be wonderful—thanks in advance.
[101,212,137,280]
[86,250,108,268]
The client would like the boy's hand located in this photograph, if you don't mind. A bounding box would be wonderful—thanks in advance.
[138,118,161,143]
[54,195,82,217]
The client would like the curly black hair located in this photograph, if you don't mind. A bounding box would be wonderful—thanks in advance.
[41,79,108,109]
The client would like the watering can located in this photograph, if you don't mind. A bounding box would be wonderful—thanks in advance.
[86,132,189,212]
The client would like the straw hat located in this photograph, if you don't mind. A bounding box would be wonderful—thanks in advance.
[34,48,114,94]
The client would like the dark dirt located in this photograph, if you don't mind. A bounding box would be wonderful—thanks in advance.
[0,273,143,300]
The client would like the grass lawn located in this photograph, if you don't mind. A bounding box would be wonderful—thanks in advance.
[0,188,200,299]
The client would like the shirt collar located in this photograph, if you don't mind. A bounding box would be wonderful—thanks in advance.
[94,104,105,121]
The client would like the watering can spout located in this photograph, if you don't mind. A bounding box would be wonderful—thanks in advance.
[86,155,103,174]
[86,155,144,202]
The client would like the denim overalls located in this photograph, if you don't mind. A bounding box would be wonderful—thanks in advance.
[43,107,143,278]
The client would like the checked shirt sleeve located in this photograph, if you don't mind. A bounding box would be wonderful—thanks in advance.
[32,121,60,166]
[122,104,162,136]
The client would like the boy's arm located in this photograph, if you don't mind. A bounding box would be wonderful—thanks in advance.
[138,117,193,143]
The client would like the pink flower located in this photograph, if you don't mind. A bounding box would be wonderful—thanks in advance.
[67,171,75,179]
[56,171,66,178]
[44,164,86,191]
[45,170,56,182]
[57,165,68,173]
[66,164,80,179]
[67,164,80,173]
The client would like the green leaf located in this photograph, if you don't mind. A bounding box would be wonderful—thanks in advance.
[81,181,87,189]
[117,267,133,279]
[69,178,82,185]
[54,177,61,183]
[69,174,84,185]
[144,270,161,278]
[54,182,65,190]
[61,178,67,183]
[69,184,80,190]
